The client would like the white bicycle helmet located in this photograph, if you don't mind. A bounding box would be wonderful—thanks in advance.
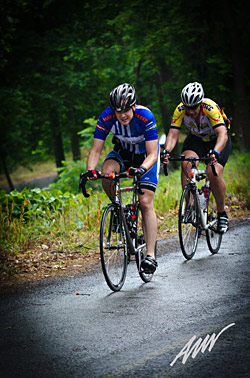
[181,82,204,106]
[109,83,136,111]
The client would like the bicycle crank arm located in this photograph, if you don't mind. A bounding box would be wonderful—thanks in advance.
[204,219,217,230]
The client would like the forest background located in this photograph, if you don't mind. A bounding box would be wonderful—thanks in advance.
[0,0,250,285]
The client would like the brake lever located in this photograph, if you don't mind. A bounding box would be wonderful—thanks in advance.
[163,164,168,176]
[208,150,218,177]
[79,173,90,198]
[210,163,218,177]
[134,175,144,195]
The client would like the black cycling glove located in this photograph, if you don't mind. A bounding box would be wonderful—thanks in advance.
[160,149,170,163]
[127,166,147,178]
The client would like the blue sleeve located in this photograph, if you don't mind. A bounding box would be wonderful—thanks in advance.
[136,106,158,141]
[94,107,115,140]
[144,119,158,141]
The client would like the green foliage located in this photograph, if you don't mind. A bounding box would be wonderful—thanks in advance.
[78,118,98,149]
[1,1,250,256]
[1,0,250,182]
[0,187,75,253]
[1,152,249,257]
[0,185,107,254]
[223,151,250,207]
[49,160,87,194]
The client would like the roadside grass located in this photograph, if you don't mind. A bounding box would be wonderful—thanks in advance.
[223,153,250,209]
[0,150,249,282]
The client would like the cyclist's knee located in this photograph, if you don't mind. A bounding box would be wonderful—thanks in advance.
[139,192,154,211]
[102,159,120,174]
[207,163,224,180]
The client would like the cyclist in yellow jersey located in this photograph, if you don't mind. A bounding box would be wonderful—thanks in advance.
[162,82,231,233]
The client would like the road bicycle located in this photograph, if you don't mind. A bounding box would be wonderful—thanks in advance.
[80,171,157,291]
[162,154,222,260]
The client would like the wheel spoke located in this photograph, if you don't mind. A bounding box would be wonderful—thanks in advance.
[179,186,199,260]
[206,193,222,254]
[100,204,128,291]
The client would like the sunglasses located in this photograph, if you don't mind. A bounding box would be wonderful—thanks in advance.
[115,106,133,112]
[184,103,200,111]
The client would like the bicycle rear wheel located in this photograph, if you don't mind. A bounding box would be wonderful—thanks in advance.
[135,206,157,283]
[206,192,222,254]
[100,204,128,291]
[179,185,199,260]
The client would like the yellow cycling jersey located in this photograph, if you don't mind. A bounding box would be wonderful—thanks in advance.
[171,98,230,141]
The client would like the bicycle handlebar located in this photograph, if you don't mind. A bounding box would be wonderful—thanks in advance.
[79,171,144,198]
[162,153,217,177]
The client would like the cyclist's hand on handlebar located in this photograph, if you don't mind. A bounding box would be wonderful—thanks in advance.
[160,149,171,164]
[160,149,171,176]
[85,169,99,180]
[127,166,147,178]
[208,149,220,165]
[207,150,219,176]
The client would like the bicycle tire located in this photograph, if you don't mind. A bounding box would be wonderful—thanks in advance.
[135,206,157,283]
[179,185,199,260]
[206,192,222,254]
[100,203,128,291]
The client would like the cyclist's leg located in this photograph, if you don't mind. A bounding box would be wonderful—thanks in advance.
[207,135,231,233]
[207,134,231,212]
[181,134,202,188]
[138,188,157,258]
[139,158,159,272]
[207,163,225,212]
[102,151,123,200]
[180,150,199,188]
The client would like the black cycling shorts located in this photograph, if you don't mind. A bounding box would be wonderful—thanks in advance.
[104,145,160,192]
[182,133,232,167]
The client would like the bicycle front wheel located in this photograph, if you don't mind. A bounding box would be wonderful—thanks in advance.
[135,206,157,283]
[100,204,128,291]
[179,185,199,260]
[206,192,222,254]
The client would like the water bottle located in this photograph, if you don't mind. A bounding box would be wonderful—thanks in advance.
[201,185,210,209]
[198,189,206,210]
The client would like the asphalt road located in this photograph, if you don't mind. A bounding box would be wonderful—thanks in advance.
[1,216,250,378]
[0,173,58,193]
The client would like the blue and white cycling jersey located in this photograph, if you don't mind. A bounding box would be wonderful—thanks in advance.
[94,105,158,154]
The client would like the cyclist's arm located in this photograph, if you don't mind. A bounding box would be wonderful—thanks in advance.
[142,139,159,171]
[164,128,180,152]
[213,125,228,154]
[87,138,105,170]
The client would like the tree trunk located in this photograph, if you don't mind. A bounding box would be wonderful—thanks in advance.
[155,66,180,169]
[50,109,65,169]
[222,2,250,151]
[0,146,15,191]
[155,72,170,135]
[53,132,65,169]
[71,132,81,161]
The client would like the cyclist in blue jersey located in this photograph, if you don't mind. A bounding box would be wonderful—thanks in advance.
[86,83,159,273]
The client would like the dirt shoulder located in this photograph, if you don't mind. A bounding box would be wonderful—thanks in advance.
[1,213,249,295]
[0,245,101,294]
